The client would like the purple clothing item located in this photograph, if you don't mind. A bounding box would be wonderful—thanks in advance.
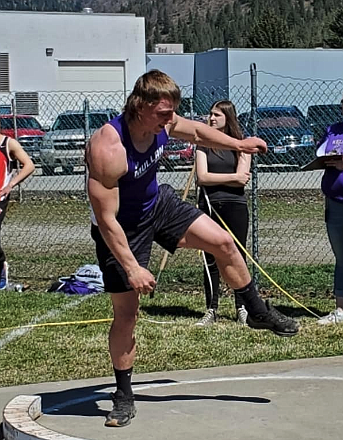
[319,122,343,203]
[107,114,168,229]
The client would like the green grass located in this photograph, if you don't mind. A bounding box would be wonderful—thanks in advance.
[4,190,328,284]
[0,269,340,387]
[256,190,324,220]
[6,197,90,226]
[8,189,325,226]
[0,191,339,387]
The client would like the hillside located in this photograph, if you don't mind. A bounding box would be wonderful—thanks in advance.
[1,0,343,50]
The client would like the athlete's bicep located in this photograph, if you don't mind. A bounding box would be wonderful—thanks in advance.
[87,124,127,225]
[88,176,120,225]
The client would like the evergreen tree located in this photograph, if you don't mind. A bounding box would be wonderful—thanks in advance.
[3,0,343,51]
[248,9,294,48]
[153,23,161,45]
[325,7,343,47]
[162,7,170,34]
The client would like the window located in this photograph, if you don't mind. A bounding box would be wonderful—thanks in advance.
[0,53,10,92]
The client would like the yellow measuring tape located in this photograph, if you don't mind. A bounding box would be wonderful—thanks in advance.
[0,318,113,332]
[211,206,320,319]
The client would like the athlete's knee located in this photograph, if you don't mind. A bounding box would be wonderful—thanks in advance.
[213,232,237,260]
[113,305,139,331]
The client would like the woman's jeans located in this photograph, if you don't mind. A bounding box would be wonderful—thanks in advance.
[326,197,343,298]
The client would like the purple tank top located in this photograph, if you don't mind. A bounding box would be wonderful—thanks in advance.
[319,122,343,203]
[108,114,168,229]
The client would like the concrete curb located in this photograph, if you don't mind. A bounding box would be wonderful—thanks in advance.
[2,395,86,440]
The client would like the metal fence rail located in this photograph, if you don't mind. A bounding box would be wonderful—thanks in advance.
[0,69,340,286]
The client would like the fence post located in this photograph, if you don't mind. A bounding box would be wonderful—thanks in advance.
[83,97,90,199]
[250,63,259,289]
[11,98,23,203]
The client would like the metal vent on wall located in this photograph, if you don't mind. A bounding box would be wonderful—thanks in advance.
[0,53,10,92]
[15,92,39,115]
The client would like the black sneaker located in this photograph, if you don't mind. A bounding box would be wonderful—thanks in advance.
[246,300,299,337]
[105,390,137,427]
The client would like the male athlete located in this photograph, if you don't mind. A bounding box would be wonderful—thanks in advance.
[86,70,299,427]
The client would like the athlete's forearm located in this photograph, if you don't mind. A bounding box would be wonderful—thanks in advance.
[97,217,140,275]
[193,122,241,151]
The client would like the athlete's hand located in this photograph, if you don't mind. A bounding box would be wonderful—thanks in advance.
[238,137,267,155]
[127,266,156,295]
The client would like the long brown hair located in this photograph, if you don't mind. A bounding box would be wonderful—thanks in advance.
[209,100,243,140]
[124,70,181,121]
[208,100,243,159]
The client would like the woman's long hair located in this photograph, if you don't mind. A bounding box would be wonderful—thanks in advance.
[208,100,243,158]
[209,100,243,140]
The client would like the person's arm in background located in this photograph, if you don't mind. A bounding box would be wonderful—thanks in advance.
[232,152,251,187]
[169,113,267,155]
[0,138,35,200]
[87,125,156,295]
[196,149,251,188]
[316,126,329,157]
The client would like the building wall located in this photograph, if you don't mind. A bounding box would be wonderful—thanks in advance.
[193,49,229,114]
[154,43,184,54]
[0,11,145,93]
[146,48,343,116]
[228,48,343,114]
[146,53,194,96]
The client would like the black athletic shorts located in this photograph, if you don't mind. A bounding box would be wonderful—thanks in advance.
[91,184,203,293]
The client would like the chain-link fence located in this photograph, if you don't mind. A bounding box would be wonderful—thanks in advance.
[0,68,341,287]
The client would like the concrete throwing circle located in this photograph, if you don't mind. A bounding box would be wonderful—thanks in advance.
[37,374,343,440]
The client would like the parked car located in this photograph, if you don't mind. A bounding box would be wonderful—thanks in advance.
[0,105,11,115]
[40,108,118,175]
[160,137,195,170]
[306,104,342,143]
[0,114,46,163]
[238,106,315,170]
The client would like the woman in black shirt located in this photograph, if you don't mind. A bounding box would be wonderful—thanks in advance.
[195,100,251,326]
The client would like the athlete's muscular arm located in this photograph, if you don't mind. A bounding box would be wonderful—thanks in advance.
[87,125,156,294]
[168,113,267,155]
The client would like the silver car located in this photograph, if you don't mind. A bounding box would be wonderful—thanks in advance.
[40,109,117,175]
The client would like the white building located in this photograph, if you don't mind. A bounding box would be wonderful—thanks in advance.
[147,48,343,115]
[0,10,146,123]
[154,43,184,54]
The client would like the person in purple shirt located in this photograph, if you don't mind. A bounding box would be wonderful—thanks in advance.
[316,117,343,325]
[86,70,299,428]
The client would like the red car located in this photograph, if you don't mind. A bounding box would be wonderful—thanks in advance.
[0,115,45,163]
[161,137,195,170]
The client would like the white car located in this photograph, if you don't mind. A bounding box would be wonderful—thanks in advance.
[40,109,118,175]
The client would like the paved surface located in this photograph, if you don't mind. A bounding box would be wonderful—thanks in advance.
[1,356,343,440]
[23,169,324,192]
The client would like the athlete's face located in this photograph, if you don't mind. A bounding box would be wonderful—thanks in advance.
[209,107,226,132]
[139,98,175,134]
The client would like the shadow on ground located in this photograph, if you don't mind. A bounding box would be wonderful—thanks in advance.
[140,305,203,319]
[39,378,270,418]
